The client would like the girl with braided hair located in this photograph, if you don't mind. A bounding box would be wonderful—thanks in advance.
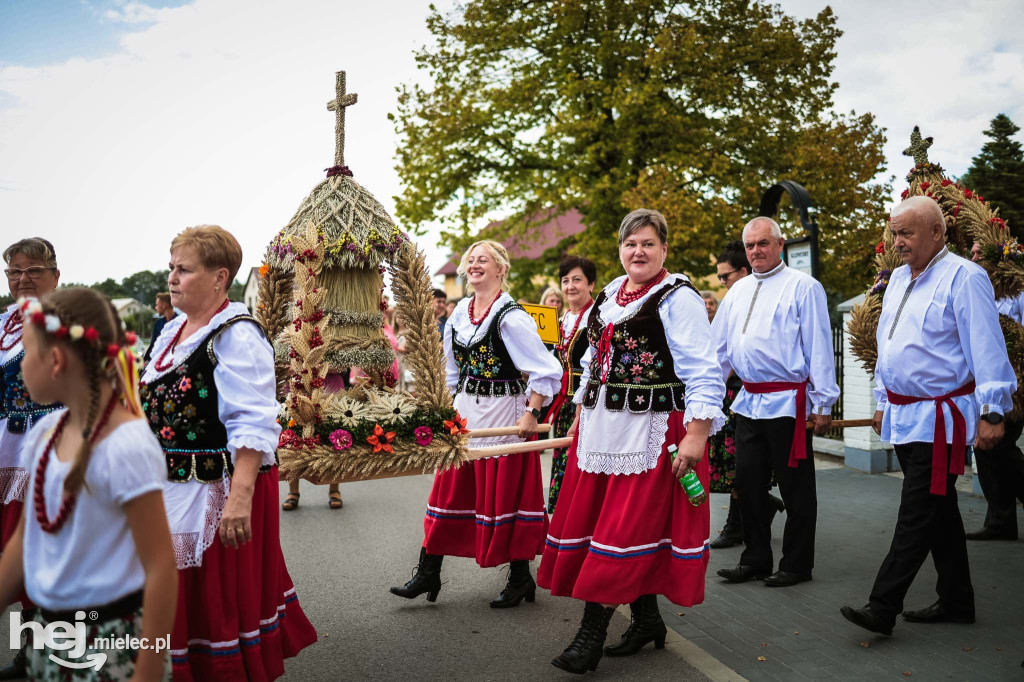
[0,287,177,680]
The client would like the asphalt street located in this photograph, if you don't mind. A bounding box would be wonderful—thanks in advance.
[277,463,714,682]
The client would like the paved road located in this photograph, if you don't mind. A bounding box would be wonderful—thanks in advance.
[278,464,713,681]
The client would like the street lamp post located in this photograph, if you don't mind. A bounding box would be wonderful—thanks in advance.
[759,181,819,281]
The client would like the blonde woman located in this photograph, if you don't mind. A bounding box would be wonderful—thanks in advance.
[540,286,566,320]
[390,240,562,608]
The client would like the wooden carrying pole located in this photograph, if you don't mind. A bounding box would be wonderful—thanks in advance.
[806,418,873,430]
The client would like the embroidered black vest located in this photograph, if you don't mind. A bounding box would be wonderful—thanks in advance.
[559,311,591,397]
[452,301,527,398]
[581,277,698,413]
[1,351,61,434]
[141,315,270,483]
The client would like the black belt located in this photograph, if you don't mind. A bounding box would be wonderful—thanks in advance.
[40,590,143,624]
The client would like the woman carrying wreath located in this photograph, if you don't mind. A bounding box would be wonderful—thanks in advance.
[0,238,63,680]
[390,239,562,608]
[141,225,316,680]
[545,255,597,513]
[537,209,724,675]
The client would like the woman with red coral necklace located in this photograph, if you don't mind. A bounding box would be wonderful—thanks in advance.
[0,287,177,680]
[538,209,725,675]
[390,240,562,608]
[141,225,316,680]
[0,238,63,680]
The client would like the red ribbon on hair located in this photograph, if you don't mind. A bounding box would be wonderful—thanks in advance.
[885,381,976,495]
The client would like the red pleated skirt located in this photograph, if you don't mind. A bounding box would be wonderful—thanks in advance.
[537,411,711,607]
[171,467,317,681]
[422,445,548,567]
[1,500,31,608]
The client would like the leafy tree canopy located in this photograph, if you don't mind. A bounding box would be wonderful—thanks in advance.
[960,114,1024,240]
[393,0,890,301]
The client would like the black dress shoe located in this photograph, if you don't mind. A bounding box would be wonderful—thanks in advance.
[764,570,812,587]
[0,651,27,681]
[965,527,1017,541]
[902,601,975,624]
[709,529,744,549]
[840,605,893,637]
[717,564,771,583]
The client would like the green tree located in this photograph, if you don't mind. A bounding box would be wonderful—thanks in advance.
[91,278,128,299]
[121,270,170,307]
[960,114,1024,239]
[392,0,890,301]
[228,280,245,303]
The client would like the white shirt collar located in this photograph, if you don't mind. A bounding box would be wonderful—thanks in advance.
[752,260,786,281]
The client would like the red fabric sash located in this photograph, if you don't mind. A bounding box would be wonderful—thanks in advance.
[545,370,571,426]
[885,381,976,496]
[741,380,810,468]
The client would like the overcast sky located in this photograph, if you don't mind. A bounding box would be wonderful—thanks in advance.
[2,0,1022,286]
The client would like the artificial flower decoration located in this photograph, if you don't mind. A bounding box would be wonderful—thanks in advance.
[366,424,396,453]
[84,327,99,343]
[443,412,469,436]
[329,429,354,451]
[414,426,434,446]
[179,377,192,392]
[279,429,298,447]
[125,331,138,345]
[259,264,270,278]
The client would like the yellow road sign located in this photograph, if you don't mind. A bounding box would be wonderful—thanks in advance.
[520,303,560,345]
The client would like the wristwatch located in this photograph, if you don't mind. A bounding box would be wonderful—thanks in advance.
[981,411,1004,425]
[527,406,542,419]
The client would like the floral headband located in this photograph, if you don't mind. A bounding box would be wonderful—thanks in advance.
[18,298,138,356]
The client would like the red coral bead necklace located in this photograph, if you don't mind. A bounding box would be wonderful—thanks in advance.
[153,299,229,372]
[556,299,594,365]
[468,292,500,326]
[34,392,119,534]
[0,310,23,352]
[616,268,668,307]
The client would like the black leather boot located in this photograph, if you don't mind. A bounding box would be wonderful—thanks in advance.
[604,594,667,656]
[710,497,744,549]
[389,548,443,602]
[551,602,616,674]
[490,560,537,608]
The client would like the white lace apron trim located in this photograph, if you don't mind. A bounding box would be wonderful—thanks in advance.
[165,477,231,570]
[577,385,670,476]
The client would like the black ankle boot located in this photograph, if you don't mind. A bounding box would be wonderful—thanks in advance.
[604,594,667,656]
[389,548,443,602]
[552,602,616,674]
[490,560,537,608]
[710,497,744,549]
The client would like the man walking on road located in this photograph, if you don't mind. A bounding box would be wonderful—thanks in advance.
[841,196,1017,637]
[712,217,838,588]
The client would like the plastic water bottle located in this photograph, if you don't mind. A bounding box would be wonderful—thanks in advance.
[667,444,707,507]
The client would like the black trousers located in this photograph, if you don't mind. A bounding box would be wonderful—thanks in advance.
[734,415,816,574]
[975,419,1024,536]
[868,442,974,621]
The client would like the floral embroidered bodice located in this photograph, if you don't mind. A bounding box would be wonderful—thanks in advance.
[1,351,61,434]
[581,277,697,413]
[141,315,266,483]
[452,300,527,398]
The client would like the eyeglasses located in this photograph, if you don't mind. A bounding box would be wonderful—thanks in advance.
[716,268,739,283]
[5,266,56,281]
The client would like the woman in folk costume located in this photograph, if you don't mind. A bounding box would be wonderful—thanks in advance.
[546,255,597,513]
[141,226,316,681]
[0,288,177,681]
[390,239,563,607]
[538,209,725,675]
[0,238,63,680]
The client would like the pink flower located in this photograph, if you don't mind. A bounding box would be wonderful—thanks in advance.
[712,472,721,481]
[724,437,734,447]
[279,429,298,447]
[726,445,736,455]
[726,390,735,400]
[630,364,643,376]
[329,429,353,451]
[640,352,654,365]
[625,338,638,350]
[415,426,434,446]
[159,426,175,440]
[179,377,192,391]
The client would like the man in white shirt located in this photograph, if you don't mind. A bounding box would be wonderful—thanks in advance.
[965,243,1024,541]
[841,197,1016,637]
[712,217,838,587]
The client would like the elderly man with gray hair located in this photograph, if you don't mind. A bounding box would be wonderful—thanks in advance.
[840,196,1016,637]
[711,216,838,588]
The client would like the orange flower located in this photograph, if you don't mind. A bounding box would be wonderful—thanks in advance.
[288,419,296,428]
[443,411,469,436]
[366,423,396,453]
[259,264,270,278]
